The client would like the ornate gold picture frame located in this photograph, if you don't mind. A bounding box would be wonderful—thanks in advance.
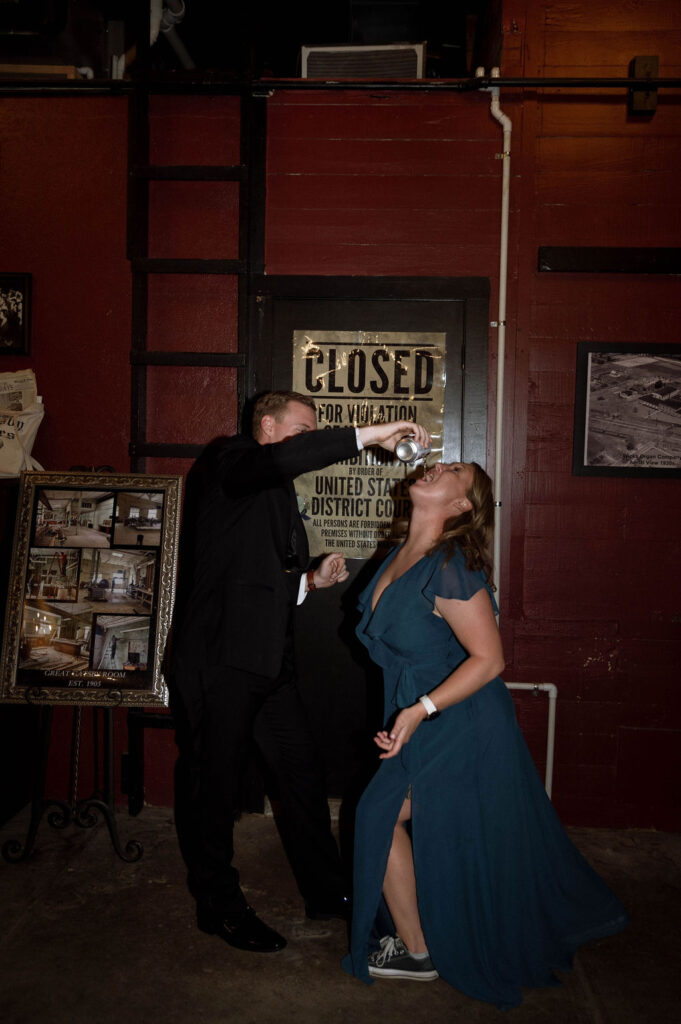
[0,471,182,706]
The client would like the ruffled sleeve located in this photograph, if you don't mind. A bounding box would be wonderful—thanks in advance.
[422,549,498,613]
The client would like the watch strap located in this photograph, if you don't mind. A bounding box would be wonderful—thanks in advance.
[418,694,440,719]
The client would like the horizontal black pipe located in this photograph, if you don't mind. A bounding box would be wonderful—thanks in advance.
[129,442,204,458]
[1,76,680,97]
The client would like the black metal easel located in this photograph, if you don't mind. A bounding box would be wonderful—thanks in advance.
[2,693,142,864]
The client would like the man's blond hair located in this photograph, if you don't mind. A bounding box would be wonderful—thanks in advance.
[252,391,317,439]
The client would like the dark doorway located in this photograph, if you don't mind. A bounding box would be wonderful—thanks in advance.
[252,275,490,799]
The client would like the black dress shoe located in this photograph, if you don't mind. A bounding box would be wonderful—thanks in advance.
[198,904,287,952]
[305,893,352,921]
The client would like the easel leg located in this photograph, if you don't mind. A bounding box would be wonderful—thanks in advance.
[2,705,143,863]
[75,709,143,862]
[1,706,71,862]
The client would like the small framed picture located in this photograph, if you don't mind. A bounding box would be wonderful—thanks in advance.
[0,471,182,707]
[0,274,31,356]
[572,342,681,477]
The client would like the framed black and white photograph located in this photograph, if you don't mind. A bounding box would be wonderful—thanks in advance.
[0,471,182,706]
[573,343,681,477]
[0,274,31,356]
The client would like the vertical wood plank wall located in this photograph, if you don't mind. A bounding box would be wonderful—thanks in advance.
[0,0,679,827]
[504,0,681,827]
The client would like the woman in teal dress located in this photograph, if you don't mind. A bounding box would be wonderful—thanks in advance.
[342,460,628,1010]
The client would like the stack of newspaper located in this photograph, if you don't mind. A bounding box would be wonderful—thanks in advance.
[0,369,44,476]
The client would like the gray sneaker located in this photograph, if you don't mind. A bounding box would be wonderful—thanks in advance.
[368,935,439,981]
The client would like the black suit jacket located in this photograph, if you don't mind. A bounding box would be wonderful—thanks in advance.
[171,426,359,682]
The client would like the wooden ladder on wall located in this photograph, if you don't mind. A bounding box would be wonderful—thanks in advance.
[126,82,267,471]
[123,55,268,812]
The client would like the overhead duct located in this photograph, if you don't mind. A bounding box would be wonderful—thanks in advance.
[150,0,195,70]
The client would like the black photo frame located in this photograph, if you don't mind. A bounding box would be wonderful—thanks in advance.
[0,471,182,706]
[572,342,681,477]
[0,274,31,356]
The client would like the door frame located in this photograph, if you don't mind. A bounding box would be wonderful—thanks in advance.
[250,275,490,464]
[250,275,492,797]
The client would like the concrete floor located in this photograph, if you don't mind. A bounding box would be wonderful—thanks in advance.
[0,805,678,1024]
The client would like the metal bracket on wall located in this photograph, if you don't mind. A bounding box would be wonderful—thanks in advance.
[628,55,659,115]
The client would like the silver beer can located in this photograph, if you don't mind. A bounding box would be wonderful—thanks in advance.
[395,436,431,465]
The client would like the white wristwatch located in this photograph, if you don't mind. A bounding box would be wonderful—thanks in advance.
[418,694,440,720]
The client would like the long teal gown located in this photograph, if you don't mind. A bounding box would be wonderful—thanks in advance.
[342,547,628,1010]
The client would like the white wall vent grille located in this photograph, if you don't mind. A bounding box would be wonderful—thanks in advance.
[301,43,425,80]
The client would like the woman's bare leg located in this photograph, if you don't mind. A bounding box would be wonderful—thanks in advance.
[382,796,428,953]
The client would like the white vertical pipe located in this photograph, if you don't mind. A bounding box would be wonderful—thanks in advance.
[487,67,512,606]
[483,82,557,800]
[505,683,557,797]
[485,85,559,793]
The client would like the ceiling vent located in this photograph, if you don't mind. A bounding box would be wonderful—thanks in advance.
[301,42,425,79]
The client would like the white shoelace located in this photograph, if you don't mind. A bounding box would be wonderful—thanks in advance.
[373,935,408,966]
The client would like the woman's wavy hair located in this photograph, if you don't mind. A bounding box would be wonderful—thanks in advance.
[430,461,495,587]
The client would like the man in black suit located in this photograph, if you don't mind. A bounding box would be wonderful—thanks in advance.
[170,391,430,953]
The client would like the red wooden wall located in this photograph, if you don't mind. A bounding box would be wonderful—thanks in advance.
[266,91,500,276]
[502,0,681,828]
[1,0,679,828]
[1,96,131,471]
[0,97,132,805]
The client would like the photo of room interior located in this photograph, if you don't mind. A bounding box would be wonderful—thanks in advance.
[33,490,114,548]
[91,615,150,672]
[19,601,91,671]
[79,548,156,614]
[25,548,79,601]
[112,492,164,547]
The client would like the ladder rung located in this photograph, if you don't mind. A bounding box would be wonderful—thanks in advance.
[131,258,244,274]
[130,351,245,367]
[131,165,244,181]
[129,443,206,459]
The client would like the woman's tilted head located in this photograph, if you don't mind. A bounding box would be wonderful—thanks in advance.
[421,460,495,584]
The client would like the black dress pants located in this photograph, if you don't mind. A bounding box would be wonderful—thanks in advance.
[173,636,346,916]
